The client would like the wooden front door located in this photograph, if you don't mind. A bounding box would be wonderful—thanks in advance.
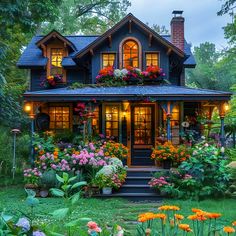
[131,104,155,166]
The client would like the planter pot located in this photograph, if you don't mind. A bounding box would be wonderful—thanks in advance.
[126,77,142,84]
[102,187,112,195]
[143,77,163,84]
[39,189,49,198]
[162,160,172,169]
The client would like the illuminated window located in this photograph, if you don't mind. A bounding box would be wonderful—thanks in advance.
[123,40,139,68]
[102,53,115,68]
[105,105,119,141]
[49,106,70,130]
[92,106,100,135]
[51,48,63,76]
[146,53,159,67]
[133,107,153,145]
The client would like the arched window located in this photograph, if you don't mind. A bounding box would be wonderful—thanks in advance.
[122,40,139,68]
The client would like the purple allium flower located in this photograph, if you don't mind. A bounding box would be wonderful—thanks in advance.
[16,218,30,232]
[33,231,46,236]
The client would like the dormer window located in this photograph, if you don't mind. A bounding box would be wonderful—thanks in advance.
[123,40,139,68]
[51,48,63,77]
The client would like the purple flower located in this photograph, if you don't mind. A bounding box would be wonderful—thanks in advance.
[33,231,46,236]
[16,218,30,232]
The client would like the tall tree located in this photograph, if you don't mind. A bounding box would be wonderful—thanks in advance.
[41,0,131,35]
[186,42,236,91]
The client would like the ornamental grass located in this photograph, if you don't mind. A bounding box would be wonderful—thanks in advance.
[136,205,236,236]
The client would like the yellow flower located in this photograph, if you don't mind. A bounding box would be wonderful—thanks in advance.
[223,226,235,234]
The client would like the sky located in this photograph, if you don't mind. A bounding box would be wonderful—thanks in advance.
[128,0,232,50]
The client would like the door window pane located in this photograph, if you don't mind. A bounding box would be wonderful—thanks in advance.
[49,106,70,130]
[133,107,153,145]
[105,105,119,141]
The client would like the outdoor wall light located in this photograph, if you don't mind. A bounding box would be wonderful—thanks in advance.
[24,103,32,113]
[224,103,229,112]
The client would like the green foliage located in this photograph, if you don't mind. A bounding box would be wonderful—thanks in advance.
[186,42,236,91]
[0,126,30,182]
[158,142,231,200]
[41,170,57,188]
[42,0,131,35]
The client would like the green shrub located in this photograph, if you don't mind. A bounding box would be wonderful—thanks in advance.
[156,142,231,200]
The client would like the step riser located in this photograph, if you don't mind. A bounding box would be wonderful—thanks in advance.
[119,187,156,194]
[95,196,162,202]
[127,172,153,177]
[125,179,151,185]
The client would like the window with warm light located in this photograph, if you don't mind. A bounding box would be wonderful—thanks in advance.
[51,48,63,76]
[102,53,115,68]
[146,53,159,67]
[105,105,119,141]
[123,40,139,68]
[49,106,70,130]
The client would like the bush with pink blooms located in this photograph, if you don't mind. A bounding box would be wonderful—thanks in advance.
[23,168,42,185]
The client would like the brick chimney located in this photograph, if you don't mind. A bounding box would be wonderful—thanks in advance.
[171,10,185,52]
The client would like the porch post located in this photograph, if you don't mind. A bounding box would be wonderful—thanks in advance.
[220,116,225,147]
[218,102,227,148]
[30,117,35,166]
[166,102,172,141]
[166,114,171,141]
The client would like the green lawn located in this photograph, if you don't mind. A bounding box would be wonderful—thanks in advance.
[0,186,236,235]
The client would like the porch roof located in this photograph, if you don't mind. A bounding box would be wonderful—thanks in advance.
[23,85,231,102]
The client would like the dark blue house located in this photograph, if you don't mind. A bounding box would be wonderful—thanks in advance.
[19,11,231,167]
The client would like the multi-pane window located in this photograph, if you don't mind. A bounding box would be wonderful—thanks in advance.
[92,106,100,135]
[51,48,63,76]
[133,107,152,145]
[105,105,119,141]
[102,53,115,68]
[49,106,70,130]
[146,53,159,67]
[123,40,139,68]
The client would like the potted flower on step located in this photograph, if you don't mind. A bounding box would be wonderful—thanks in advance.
[95,165,117,195]
[150,142,177,169]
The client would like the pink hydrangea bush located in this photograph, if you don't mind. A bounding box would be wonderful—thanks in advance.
[23,168,42,185]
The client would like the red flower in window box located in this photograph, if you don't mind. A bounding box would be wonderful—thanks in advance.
[142,65,165,80]
[41,74,63,89]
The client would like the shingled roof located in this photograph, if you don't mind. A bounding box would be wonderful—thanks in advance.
[17,34,195,68]
[24,85,231,101]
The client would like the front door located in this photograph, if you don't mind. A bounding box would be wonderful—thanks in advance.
[131,104,155,166]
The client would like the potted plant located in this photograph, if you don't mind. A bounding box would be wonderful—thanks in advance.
[102,141,129,160]
[23,168,42,190]
[95,165,117,195]
[40,74,63,89]
[151,142,177,169]
[123,66,143,84]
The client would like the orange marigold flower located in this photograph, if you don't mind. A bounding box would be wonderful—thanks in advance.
[188,215,198,221]
[196,211,208,221]
[232,221,236,226]
[153,213,166,220]
[179,224,192,232]
[175,214,184,221]
[158,205,180,211]
[53,151,58,156]
[223,226,235,233]
[39,150,44,155]
[192,208,202,213]
[206,213,222,219]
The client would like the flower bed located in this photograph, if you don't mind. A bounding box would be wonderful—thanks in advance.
[25,135,128,195]
[149,142,231,199]
[137,205,236,236]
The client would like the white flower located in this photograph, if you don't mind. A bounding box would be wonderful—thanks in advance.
[201,136,206,140]
[204,143,209,147]
[221,147,225,153]
[108,157,123,168]
[121,68,128,75]
[96,165,116,177]
[114,69,122,78]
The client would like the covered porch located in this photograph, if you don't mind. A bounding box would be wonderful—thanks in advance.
[23,85,231,167]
